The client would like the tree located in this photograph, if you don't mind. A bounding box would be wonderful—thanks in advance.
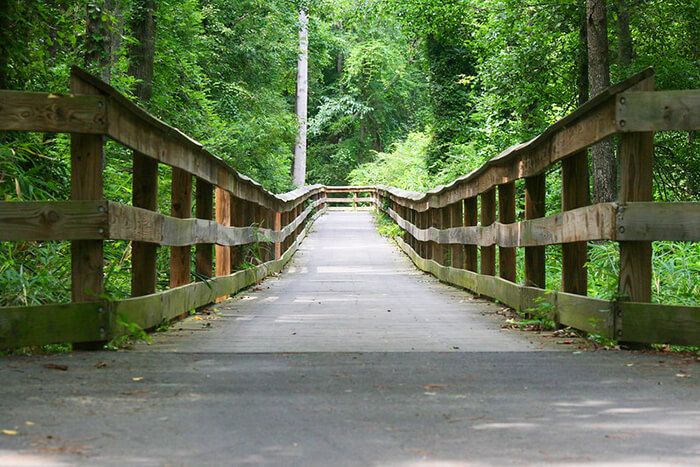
[128,0,157,101]
[293,9,309,187]
[587,0,615,203]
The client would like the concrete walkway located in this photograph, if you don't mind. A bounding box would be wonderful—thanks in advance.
[0,212,698,466]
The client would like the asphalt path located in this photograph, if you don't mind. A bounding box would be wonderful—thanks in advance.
[1,212,698,465]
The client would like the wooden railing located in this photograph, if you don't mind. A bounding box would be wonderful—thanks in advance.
[0,67,333,348]
[373,68,700,346]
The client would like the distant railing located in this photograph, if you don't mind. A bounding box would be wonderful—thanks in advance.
[0,66,336,348]
[373,68,699,346]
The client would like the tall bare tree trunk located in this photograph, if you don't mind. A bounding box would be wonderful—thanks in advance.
[292,9,309,188]
[587,0,615,203]
[128,0,157,101]
[577,5,589,106]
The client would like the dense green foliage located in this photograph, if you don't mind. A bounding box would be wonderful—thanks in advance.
[1,0,698,314]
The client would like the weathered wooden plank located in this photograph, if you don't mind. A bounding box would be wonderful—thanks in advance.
[448,201,464,268]
[195,178,214,280]
[464,197,478,271]
[384,203,617,247]
[498,182,516,282]
[70,72,105,305]
[561,150,590,295]
[616,202,700,241]
[170,168,192,288]
[0,91,107,134]
[131,152,159,297]
[619,302,700,346]
[557,292,614,337]
[618,75,654,305]
[525,175,546,288]
[324,197,377,203]
[0,201,108,241]
[215,187,232,281]
[0,301,108,348]
[481,189,496,276]
[617,89,700,132]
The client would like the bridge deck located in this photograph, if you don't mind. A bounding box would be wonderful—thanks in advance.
[1,212,697,465]
[149,211,537,353]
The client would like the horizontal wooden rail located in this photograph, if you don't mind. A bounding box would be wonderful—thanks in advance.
[325,197,377,203]
[0,91,107,134]
[383,202,700,247]
[0,207,326,348]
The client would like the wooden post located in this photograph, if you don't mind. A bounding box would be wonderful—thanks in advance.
[498,183,516,282]
[353,192,357,210]
[430,208,441,263]
[464,197,478,272]
[170,168,192,288]
[561,151,590,295]
[70,73,105,306]
[618,79,655,304]
[131,153,158,296]
[440,206,450,265]
[525,175,546,288]
[195,177,213,280]
[274,211,282,260]
[480,189,496,276]
[215,188,231,278]
[449,202,464,268]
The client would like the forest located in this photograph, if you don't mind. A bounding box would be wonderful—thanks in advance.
[0,0,698,321]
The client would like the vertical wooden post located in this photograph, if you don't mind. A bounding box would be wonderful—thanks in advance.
[274,210,282,260]
[131,153,158,296]
[229,197,243,271]
[525,175,546,288]
[353,192,357,210]
[215,188,231,278]
[561,151,590,295]
[170,168,192,288]
[498,183,516,282]
[70,73,105,306]
[464,197,478,272]
[440,206,450,265]
[480,189,496,276]
[195,177,213,280]
[449,202,464,268]
[431,208,441,263]
[618,79,655,304]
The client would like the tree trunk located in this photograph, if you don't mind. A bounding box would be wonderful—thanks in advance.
[292,9,309,188]
[615,0,634,69]
[577,4,589,106]
[587,0,615,203]
[127,0,157,101]
[85,0,115,83]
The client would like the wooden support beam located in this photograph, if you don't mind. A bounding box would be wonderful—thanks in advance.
[448,202,465,269]
[498,182,516,282]
[480,189,496,276]
[170,168,192,288]
[215,188,232,277]
[464,197,478,272]
[561,151,589,295]
[69,74,105,308]
[195,177,213,280]
[131,152,158,297]
[524,175,546,288]
[618,77,655,307]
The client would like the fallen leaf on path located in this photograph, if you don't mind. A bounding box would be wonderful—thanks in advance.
[676,373,690,378]
[2,430,18,435]
[25,421,35,426]
[43,363,68,371]
[193,317,203,321]
[423,384,447,389]
[95,361,107,368]
[131,377,143,382]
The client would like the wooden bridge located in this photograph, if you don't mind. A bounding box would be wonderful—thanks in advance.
[1,66,699,465]
[0,66,698,348]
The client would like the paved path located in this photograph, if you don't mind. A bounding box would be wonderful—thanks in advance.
[147,211,537,353]
[1,211,698,465]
